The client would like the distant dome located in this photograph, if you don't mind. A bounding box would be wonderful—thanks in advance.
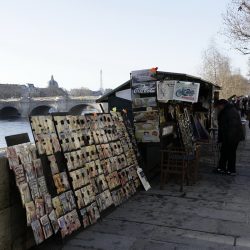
[48,75,59,88]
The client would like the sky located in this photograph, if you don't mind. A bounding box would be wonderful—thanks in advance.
[0,0,249,90]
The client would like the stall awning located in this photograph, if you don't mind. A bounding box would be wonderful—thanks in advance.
[96,71,220,103]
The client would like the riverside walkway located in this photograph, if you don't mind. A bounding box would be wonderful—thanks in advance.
[37,128,250,250]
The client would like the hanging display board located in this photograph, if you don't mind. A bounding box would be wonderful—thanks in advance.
[131,69,160,143]
[6,112,143,245]
[173,81,200,103]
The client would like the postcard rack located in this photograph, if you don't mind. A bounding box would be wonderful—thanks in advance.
[6,112,141,245]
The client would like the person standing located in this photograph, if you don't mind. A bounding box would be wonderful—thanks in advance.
[215,99,243,175]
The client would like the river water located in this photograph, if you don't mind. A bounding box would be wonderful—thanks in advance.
[0,118,34,148]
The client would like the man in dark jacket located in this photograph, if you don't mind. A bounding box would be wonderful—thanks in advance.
[215,99,243,175]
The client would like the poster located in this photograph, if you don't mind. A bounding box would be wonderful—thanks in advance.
[131,69,157,83]
[132,97,157,108]
[134,121,159,131]
[133,110,159,122]
[135,129,160,143]
[132,82,156,94]
[157,81,175,102]
[173,81,200,103]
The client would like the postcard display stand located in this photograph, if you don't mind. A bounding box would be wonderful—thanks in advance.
[6,112,141,245]
[131,69,160,143]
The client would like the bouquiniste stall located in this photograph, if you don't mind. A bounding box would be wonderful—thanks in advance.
[97,68,220,177]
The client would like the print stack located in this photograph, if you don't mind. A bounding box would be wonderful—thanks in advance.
[6,112,141,245]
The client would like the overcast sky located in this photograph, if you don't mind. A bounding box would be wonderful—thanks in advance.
[0,0,248,90]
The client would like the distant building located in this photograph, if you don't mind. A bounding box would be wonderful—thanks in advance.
[0,75,67,99]
[0,83,27,99]
[48,75,59,88]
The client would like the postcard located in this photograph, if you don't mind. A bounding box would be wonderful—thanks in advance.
[31,220,45,245]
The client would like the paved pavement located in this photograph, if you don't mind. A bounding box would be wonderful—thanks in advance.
[36,129,250,250]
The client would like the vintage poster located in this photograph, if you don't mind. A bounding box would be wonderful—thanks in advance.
[157,80,175,102]
[134,121,159,131]
[135,129,160,143]
[173,81,200,103]
[132,82,156,94]
[133,110,159,122]
[131,69,157,83]
[132,97,157,108]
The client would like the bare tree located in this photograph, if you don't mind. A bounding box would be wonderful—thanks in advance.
[201,43,231,87]
[223,0,250,55]
[200,43,250,98]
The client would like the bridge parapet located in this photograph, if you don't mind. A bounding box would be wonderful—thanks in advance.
[0,96,100,117]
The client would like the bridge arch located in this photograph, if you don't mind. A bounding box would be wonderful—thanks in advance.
[0,106,21,118]
[68,104,100,115]
[30,105,56,116]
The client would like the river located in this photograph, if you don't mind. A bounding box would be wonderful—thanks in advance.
[0,118,34,148]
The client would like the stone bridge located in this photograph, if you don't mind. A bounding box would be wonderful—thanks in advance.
[0,96,101,117]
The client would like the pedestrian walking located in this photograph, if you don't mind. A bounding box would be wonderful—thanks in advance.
[215,99,243,175]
